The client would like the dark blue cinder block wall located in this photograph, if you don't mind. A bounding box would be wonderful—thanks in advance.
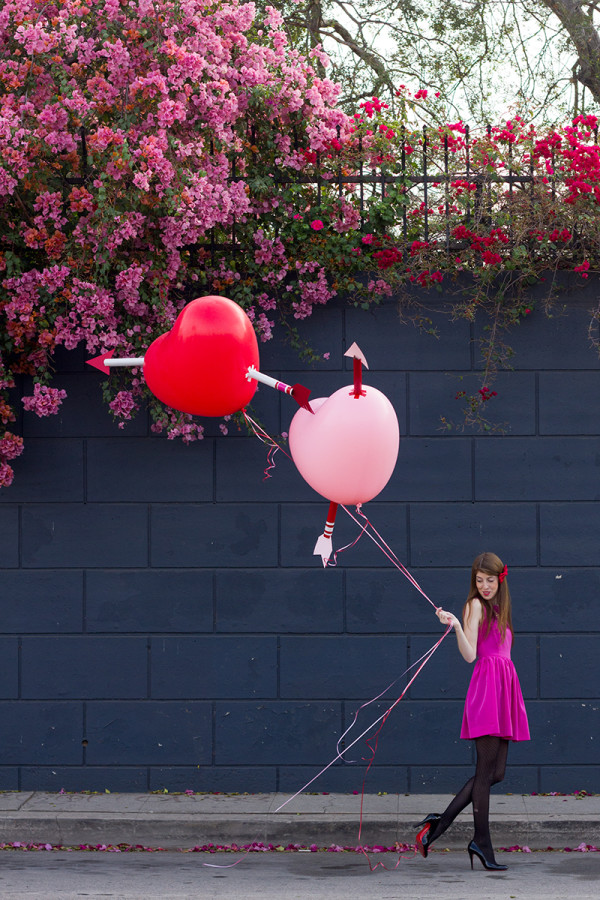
[1,280,599,795]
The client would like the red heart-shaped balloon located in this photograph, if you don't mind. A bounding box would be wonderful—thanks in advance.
[144,295,259,416]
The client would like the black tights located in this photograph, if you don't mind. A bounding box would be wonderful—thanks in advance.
[428,736,509,861]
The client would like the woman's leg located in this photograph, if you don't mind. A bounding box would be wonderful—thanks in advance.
[471,737,509,860]
[427,736,509,849]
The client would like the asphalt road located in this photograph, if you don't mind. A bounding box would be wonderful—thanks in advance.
[0,849,598,899]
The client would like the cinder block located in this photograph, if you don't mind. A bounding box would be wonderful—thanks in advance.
[341,700,470,765]
[475,437,600,500]
[21,637,148,699]
[510,635,537,700]
[279,503,408,568]
[540,635,600,698]
[279,765,407,794]
[149,766,277,793]
[0,506,19,568]
[0,638,18,698]
[20,766,148,792]
[21,504,148,568]
[86,570,214,633]
[216,437,315,503]
[509,567,600,633]
[87,438,214,502]
[540,504,600,565]
[0,439,84,502]
[408,635,472,700]
[151,636,277,699]
[0,768,19,789]
[473,289,600,370]
[215,569,343,633]
[4,292,600,787]
[410,372,536,436]
[539,372,600,435]
[539,766,600,794]
[410,765,535,794]
[495,766,538,794]
[150,504,278,567]
[279,636,408,700]
[388,437,472,501]
[52,343,88,372]
[345,300,472,370]
[509,701,598,765]
[409,503,538,567]
[345,568,460,634]
[22,372,148,437]
[0,701,83,764]
[0,571,83,633]
[410,765,475,793]
[214,701,342,765]
[260,303,343,370]
[85,701,212,765]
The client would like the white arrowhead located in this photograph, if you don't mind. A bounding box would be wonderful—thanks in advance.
[344,342,369,368]
[313,534,333,567]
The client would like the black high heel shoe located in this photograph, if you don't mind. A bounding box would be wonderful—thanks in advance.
[467,840,508,871]
[415,813,441,858]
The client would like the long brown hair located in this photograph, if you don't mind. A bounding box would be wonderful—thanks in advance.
[463,551,513,639]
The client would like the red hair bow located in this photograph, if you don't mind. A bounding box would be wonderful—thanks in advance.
[498,564,508,583]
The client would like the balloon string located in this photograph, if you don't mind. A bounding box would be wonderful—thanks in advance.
[207,613,451,866]
[340,504,438,610]
[242,410,292,480]
[325,504,369,567]
[202,850,252,869]
[273,626,450,816]
[336,636,451,762]
[326,504,450,868]
[358,626,451,872]
[238,416,451,866]
[355,628,451,871]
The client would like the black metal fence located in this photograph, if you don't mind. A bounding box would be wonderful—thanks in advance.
[205,122,600,260]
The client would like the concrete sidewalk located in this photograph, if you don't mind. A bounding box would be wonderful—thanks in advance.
[0,791,598,850]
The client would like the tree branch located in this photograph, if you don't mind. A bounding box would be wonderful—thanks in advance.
[321,16,394,92]
[543,0,600,102]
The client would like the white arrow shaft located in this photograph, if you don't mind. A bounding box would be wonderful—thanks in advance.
[105,358,145,367]
[246,367,291,395]
[247,367,278,388]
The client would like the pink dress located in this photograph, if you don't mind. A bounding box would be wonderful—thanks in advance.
[460,615,530,742]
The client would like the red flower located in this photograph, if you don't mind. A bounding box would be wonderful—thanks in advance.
[310,220,324,231]
[574,260,590,278]
[373,247,402,269]
[481,250,502,265]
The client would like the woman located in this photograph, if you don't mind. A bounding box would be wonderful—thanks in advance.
[415,552,530,870]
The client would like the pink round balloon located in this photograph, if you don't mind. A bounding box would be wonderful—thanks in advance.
[289,386,400,505]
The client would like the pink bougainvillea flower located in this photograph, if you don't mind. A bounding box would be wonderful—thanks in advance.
[21,384,67,417]
[2,0,600,490]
